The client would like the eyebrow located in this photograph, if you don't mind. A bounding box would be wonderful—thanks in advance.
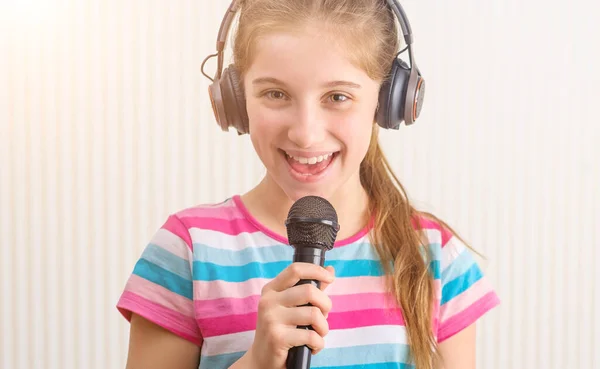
[252,77,361,89]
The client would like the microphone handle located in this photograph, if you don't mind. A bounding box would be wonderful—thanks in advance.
[286,246,327,369]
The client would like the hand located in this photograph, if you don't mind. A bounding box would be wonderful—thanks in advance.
[247,262,335,369]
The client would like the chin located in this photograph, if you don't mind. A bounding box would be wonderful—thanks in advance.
[282,186,332,202]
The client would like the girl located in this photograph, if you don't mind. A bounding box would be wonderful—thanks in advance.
[117,1,500,368]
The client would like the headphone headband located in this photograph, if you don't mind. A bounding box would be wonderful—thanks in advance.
[207,0,414,81]
[214,0,241,81]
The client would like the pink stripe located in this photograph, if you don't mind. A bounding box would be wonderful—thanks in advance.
[195,292,402,319]
[177,200,246,221]
[323,276,389,296]
[162,215,193,251]
[124,274,195,318]
[198,312,258,337]
[437,291,500,342]
[196,295,261,319]
[328,308,405,330]
[432,318,440,337]
[194,276,389,301]
[197,308,405,338]
[117,291,202,346]
[187,217,260,236]
[412,216,452,246]
[194,279,269,300]
[331,293,399,312]
[439,277,495,322]
[432,279,442,294]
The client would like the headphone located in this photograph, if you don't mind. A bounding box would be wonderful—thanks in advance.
[201,0,425,134]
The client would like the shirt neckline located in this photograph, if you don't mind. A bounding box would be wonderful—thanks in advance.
[231,194,373,248]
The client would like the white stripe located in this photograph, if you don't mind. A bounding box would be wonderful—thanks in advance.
[203,330,256,356]
[189,228,284,251]
[441,236,467,271]
[324,325,409,348]
[422,228,443,246]
[194,275,389,301]
[201,325,408,357]
[194,279,269,300]
[150,228,193,261]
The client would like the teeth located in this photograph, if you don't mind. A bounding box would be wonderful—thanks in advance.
[286,152,335,165]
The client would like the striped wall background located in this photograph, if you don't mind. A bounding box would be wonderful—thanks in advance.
[1,0,598,368]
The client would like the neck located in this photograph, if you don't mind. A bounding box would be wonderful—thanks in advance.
[240,174,371,242]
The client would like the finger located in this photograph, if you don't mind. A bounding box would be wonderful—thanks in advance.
[282,305,330,338]
[320,266,335,291]
[278,283,332,316]
[263,262,334,293]
[283,326,325,354]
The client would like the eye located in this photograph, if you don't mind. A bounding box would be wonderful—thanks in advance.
[263,90,287,100]
[328,93,351,103]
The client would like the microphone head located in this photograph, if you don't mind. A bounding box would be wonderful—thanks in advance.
[285,196,340,251]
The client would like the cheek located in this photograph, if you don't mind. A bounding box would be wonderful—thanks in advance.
[247,103,289,160]
[335,112,374,156]
[247,101,286,133]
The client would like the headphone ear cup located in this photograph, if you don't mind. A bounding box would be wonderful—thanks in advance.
[405,68,425,125]
[377,59,411,130]
[221,65,249,134]
[208,73,229,132]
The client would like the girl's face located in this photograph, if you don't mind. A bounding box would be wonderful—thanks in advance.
[243,27,381,202]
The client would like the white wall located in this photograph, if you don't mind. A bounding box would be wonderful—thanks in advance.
[1,0,598,368]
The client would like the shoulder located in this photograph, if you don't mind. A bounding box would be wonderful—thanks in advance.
[171,196,242,228]
[150,197,243,249]
[411,212,477,282]
[163,195,272,252]
[171,196,249,230]
[412,212,455,247]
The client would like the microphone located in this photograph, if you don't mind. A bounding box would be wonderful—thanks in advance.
[284,196,340,369]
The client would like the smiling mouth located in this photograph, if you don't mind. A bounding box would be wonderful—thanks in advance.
[280,149,339,177]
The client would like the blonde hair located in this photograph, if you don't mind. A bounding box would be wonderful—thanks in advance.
[231,1,467,367]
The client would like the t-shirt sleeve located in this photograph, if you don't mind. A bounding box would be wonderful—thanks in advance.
[437,234,500,343]
[116,214,202,346]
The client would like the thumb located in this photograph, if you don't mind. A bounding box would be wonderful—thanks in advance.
[320,265,335,291]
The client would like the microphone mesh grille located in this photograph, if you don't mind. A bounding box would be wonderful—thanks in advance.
[285,196,339,250]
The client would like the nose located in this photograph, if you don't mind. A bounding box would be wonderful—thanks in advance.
[287,103,326,149]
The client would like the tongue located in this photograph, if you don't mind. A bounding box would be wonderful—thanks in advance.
[288,155,333,175]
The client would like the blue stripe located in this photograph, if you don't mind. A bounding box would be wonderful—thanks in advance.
[317,364,413,369]
[311,344,412,367]
[133,258,193,300]
[192,242,382,266]
[441,248,475,283]
[441,263,483,304]
[418,243,442,280]
[142,244,192,281]
[428,260,441,279]
[324,259,384,277]
[420,242,443,263]
[192,244,291,266]
[193,261,289,282]
[327,242,382,260]
[193,259,386,282]
[199,347,414,369]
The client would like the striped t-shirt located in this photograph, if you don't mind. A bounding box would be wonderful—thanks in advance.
[117,195,500,368]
